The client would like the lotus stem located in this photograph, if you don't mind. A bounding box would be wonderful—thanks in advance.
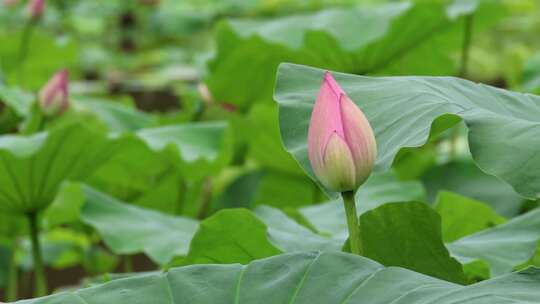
[28,212,47,297]
[123,255,133,273]
[5,241,19,302]
[459,13,475,78]
[196,177,213,219]
[175,179,187,215]
[342,190,362,255]
[17,20,36,84]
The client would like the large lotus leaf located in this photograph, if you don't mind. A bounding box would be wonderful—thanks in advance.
[81,202,281,265]
[435,191,506,242]
[132,171,185,214]
[448,205,540,277]
[207,1,500,108]
[0,123,122,214]
[251,170,319,208]
[0,84,34,117]
[522,50,540,94]
[19,228,90,270]
[298,174,540,275]
[87,120,232,209]
[212,170,265,210]
[88,138,170,197]
[172,199,464,282]
[182,209,280,265]
[79,186,198,265]
[213,171,321,212]
[300,171,425,238]
[245,102,306,175]
[360,202,466,284]
[135,121,232,181]
[423,161,527,217]
[44,182,87,228]
[255,201,464,283]
[74,97,156,132]
[254,205,342,253]
[392,145,438,181]
[14,251,540,304]
[70,183,460,280]
[0,29,78,89]
[330,195,540,276]
[136,122,230,164]
[275,63,540,199]
[0,211,24,237]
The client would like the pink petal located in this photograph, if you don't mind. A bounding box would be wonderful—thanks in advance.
[27,0,44,18]
[308,71,377,191]
[39,70,69,116]
[319,131,356,191]
[308,72,346,178]
[340,95,377,185]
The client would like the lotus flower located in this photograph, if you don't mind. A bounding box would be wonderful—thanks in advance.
[38,70,69,116]
[307,72,377,192]
[26,0,44,19]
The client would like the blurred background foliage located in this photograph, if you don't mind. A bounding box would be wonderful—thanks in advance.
[1,0,540,301]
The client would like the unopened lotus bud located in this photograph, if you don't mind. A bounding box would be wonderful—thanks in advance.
[307,72,377,192]
[38,70,69,116]
[26,0,44,19]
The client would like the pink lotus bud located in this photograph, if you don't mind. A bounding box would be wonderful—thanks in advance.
[307,72,377,192]
[38,70,69,116]
[26,0,44,19]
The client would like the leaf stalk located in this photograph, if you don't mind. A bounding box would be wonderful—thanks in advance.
[17,19,37,84]
[342,190,363,255]
[6,241,19,302]
[28,211,47,297]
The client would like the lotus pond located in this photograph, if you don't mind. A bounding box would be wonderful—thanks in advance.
[0,0,540,303]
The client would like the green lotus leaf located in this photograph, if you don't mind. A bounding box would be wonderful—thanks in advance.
[134,121,233,181]
[79,186,198,265]
[448,204,540,277]
[0,123,122,214]
[275,63,540,199]
[207,1,500,108]
[14,251,540,304]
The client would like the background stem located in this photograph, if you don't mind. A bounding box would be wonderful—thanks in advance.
[459,13,475,78]
[17,20,36,84]
[196,177,213,219]
[450,14,474,160]
[122,255,133,273]
[6,241,19,302]
[175,179,187,215]
[342,191,362,255]
[28,212,47,297]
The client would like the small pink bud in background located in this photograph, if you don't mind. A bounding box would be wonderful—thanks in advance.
[26,0,44,19]
[307,72,377,192]
[39,70,69,116]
